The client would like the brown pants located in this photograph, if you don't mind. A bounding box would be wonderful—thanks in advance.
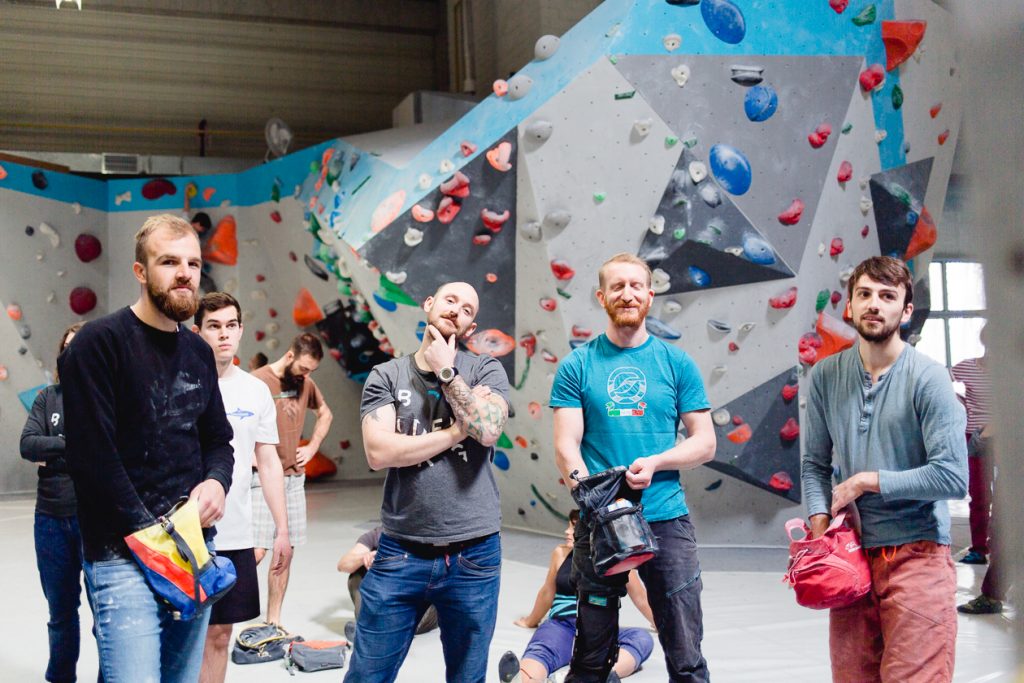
[829,541,957,683]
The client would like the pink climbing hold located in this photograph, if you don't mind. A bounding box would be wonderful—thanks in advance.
[781,384,798,401]
[70,286,97,315]
[541,350,559,364]
[481,208,511,232]
[6,304,22,321]
[938,129,950,145]
[728,341,740,353]
[732,415,744,426]
[550,260,576,281]
[370,189,406,233]
[829,0,848,12]
[930,103,942,118]
[486,142,513,172]
[831,291,842,306]
[539,297,557,312]
[472,234,493,246]
[437,197,461,224]
[528,401,542,418]
[460,141,477,157]
[412,204,435,223]
[777,199,805,225]
[861,225,870,238]
[493,79,508,97]
[830,237,845,257]
[571,325,592,339]
[808,123,832,149]
[440,172,471,198]
[799,332,824,365]
[837,160,853,184]
[769,471,794,491]
[769,286,798,309]
[75,233,102,262]
[727,423,752,444]
[780,417,800,441]
[859,64,885,92]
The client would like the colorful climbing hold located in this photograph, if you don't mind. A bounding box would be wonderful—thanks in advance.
[904,206,937,259]
[831,291,842,307]
[534,34,560,61]
[728,342,739,353]
[269,210,282,223]
[472,234,493,246]
[141,178,177,200]
[493,79,508,97]
[519,333,537,357]
[528,402,542,418]
[539,298,557,312]
[882,20,927,71]
[741,234,776,265]
[32,171,48,190]
[744,84,778,122]
[293,288,324,327]
[481,208,511,232]
[466,329,516,358]
[701,0,746,44]
[851,4,876,26]
[830,238,845,257]
[938,129,950,145]
[550,260,576,281]
[726,423,752,444]
[688,265,711,288]
[493,451,510,471]
[74,233,102,263]
[69,286,97,315]
[829,0,849,13]
[816,289,830,313]
[411,204,435,223]
[769,287,798,309]
[777,199,805,225]
[515,435,529,449]
[459,141,477,157]
[486,142,513,172]
[437,197,461,224]
[201,216,237,266]
[202,187,216,201]
[837,160,853,184]
[779,417,800,442]
[646,316,682,340]
[665,135,679,148]
[0,164,6,180]
[485,273,498,284]
[769,471,794,491]
[781,383,799,401]
[730,64,764,86]
[593,192,606,203]
[808,123,832,149]
[440,172,471,197]
[541,350,558,364]
[370,190,406,233]
[859,64,885,92]
[709,144,752,195]
[930,103,942,118]
[816,312,857,361]
[571,325,592,339]
[614,90,636,100]
[6,304,22,320]
[892,84,904,110]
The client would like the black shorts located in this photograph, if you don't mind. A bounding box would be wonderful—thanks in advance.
[210,548,260,625]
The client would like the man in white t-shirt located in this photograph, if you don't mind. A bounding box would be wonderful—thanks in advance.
[193,292,293,683]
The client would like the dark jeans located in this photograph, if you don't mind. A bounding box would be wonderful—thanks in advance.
[568,514,708,683]
[34,512,84,683]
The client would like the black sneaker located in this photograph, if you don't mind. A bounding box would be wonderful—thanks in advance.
[498,650,520,682]
[960,550,988,565]
[957,595,1003,614]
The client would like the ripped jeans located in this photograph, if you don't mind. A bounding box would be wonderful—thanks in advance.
[568,515,708,683]
[83,557,210,683]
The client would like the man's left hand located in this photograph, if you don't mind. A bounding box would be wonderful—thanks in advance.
[424,325,457,375]
[625,457,657,490]
[830,472,879,516]
[269,531,293,575]
[189,479,226,527]
[295,444,317,467]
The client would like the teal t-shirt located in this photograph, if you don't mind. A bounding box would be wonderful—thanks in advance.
[549,334,710,521]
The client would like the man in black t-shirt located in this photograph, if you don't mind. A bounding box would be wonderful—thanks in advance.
[60,214,234,683]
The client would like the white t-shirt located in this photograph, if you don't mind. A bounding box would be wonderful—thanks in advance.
[216,367,279,550]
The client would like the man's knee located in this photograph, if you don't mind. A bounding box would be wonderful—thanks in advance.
[254,548,266,564]
[205,624,233,651]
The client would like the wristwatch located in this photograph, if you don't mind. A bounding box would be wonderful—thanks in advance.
[437,366,459,384]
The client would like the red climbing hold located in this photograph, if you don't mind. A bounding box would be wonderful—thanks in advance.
[437,197,461,224]
[732,415,744,425]
[777,199,805,225]
[799,332,823,365]
[808,123,832,148]
[728,341,739,353]
[486,273,498,283]
[550,260,576,281]
[779,417,800,442]
[830,238,845,257]
[203,216,238,266]
[69,286,97,315]
[829,0,848,13]
[255,330,266,341]
[726,423,752,444]
[329,349,342,362]
[472,234,493,246]
[930,103,942,118]
[769,287,798,309]
[882,20,927,72]
[288,252,297,262]
[486,142,513,172]
[571,326,592,338]
[460,141,477,157]
[141,178,177,200]
[481,209,511,232]
[831,291,842,306]
[75,233,103,263]
[293,288,324,327]
[440,172,471,198]
[769,471,794,491]
[270,211,282,223]
[256,274,266,282]
[861,225,870,238]
[904,206,937,259]
[937,129,950,146]
[519,333,537,357]
[412,205,435,223]
[859,64,885,92]
[781,384,798,401]
[539,297,557,312]
[541,350,558,364]
[515,436,529,448]
[837,160,853,184]
[268,308,278,318]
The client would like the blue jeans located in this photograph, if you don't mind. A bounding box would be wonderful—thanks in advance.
[83,557,211,683]
[344,533,501,683]
[35,513,84,683]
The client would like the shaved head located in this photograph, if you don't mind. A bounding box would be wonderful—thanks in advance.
[432,282,479,310]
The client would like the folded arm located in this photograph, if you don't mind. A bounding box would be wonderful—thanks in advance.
[362,403,466,470]
[441,378,508,447]
[20,390,64,464]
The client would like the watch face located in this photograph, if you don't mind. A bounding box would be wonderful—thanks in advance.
[439,367,455,382]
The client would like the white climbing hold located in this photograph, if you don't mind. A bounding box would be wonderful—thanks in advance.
[250,289,267,301]
[418,173,432,190]
[46,291,56,303]
[859,196,873,215]
[838,266,855,285]
[688,161,708,184]
[649,215,665,235]
[818,242,827,257]
[724,246,744,257]
[699,184,721,207]
[874,129,888,144]
[651,268,671,294]
[526,119,553,143]
[114,191,131,206]
[38,222,60,248]
[520,221,543,242]
[224,278,238,293]
[385,271,408,285]
[739,322,757,333]
[543,210,572,231]
[663,300,682,314]
[266,338,280,351]
[633,118,653,137]
[711,409,731,426]
[534,34,560,61]
[266,322,280,334]
[711,364,727,375]
[404,227,424,247]
[72,202,81,215]
[35,250,45,262]
[241,309,254,322]
[57,269,67,278]
[507,74,533,100]
[671,64,691,87]
[663,33,682,52]
[439,159,454,173]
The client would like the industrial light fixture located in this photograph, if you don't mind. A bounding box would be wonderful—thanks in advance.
[55,0,82,9]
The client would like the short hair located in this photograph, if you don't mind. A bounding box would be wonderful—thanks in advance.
[569,509,580,525]
[847,256,914,307]
[598,253,652,289]
[55,322,85,383]
[194,291,241,328]
[134,214,197,266]
[290,332,324,361]
[250,352,268,369]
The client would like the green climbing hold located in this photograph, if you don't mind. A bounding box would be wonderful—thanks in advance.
[841,122,853,134]
[337,281,353,297]
[665,135,679,147]
[594,192,606,203]
[497,433,514,449]
[852,4,876,26]
[307,214,322,236]
[377,275,418,306]
[673,228,686,240]
[891,84,904,110]
[608,54,618,65]
[556,288,572,299]
[816,289,830,313]
[270,184,281,203]
[515,356,531,390]
[614,90,636,100]
[309,160,320,173]
[682,136,699,149]
[889,182,913,207]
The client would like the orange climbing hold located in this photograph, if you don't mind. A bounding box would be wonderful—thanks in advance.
[486,142,513,172]
[815,312,857,361]
[465,328,515,357]
[937,129,950,146]
[293,288,324,327]
[903,206,937,259]
[202,187,216,201]
[881,20,927,72]
[515,436,529,448]
[371,190,406,233]
[726,423,752,444]
[203,215,238,265]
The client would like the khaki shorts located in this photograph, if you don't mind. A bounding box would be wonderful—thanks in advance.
[251,473,306,548]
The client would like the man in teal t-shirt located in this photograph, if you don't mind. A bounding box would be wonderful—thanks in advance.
[551,253,716,683]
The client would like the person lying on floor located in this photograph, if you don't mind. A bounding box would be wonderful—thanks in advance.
[499,509,655,683]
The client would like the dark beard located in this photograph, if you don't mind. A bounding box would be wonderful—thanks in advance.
[147,279,199,322]
[855,317,901,343]
[281,365,305,394]
[604,298,651,328]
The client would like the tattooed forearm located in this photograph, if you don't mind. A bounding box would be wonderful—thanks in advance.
[442,377,508,445]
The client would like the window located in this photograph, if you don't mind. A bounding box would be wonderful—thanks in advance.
[917,260,986,367]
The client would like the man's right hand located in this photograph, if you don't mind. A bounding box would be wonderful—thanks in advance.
[269,531,293,575]
[363,551,375,570]
[808,514,831,539]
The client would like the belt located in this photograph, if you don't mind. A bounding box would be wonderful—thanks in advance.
[395,533,496,559]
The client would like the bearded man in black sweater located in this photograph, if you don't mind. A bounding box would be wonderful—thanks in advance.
[59,213,234,683]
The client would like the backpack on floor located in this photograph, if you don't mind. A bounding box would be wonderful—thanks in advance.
[231,622,303,664]
[286,639,349,672]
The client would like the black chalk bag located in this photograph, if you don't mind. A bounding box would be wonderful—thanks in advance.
[572,466,658,576]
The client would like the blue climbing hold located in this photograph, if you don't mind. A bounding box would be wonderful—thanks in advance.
[906,210,919,227]
[709,144,752,195]
[372,292,398,312]
[701,0,746,44]
[415,320,427,341]
[646,316,683,340]
[741,234,776,265]
[744,84,778,122]
[494,450,510,471]
[688,265,711,288]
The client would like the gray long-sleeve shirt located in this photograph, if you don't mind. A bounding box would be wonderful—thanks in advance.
[801,344,967,548]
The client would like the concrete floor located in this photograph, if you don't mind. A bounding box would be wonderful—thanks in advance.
[0,484,1016,682]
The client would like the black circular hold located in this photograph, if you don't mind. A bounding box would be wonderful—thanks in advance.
[517,508,526,516]
[18,346,28,355]
[25,225,35,236]
[530,452,539,461]
[32,171,48,190]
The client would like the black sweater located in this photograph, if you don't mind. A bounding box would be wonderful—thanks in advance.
[20,384,77,517]
[59,307,234,561]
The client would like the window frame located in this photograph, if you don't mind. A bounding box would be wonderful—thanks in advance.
[924,258,987,368]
